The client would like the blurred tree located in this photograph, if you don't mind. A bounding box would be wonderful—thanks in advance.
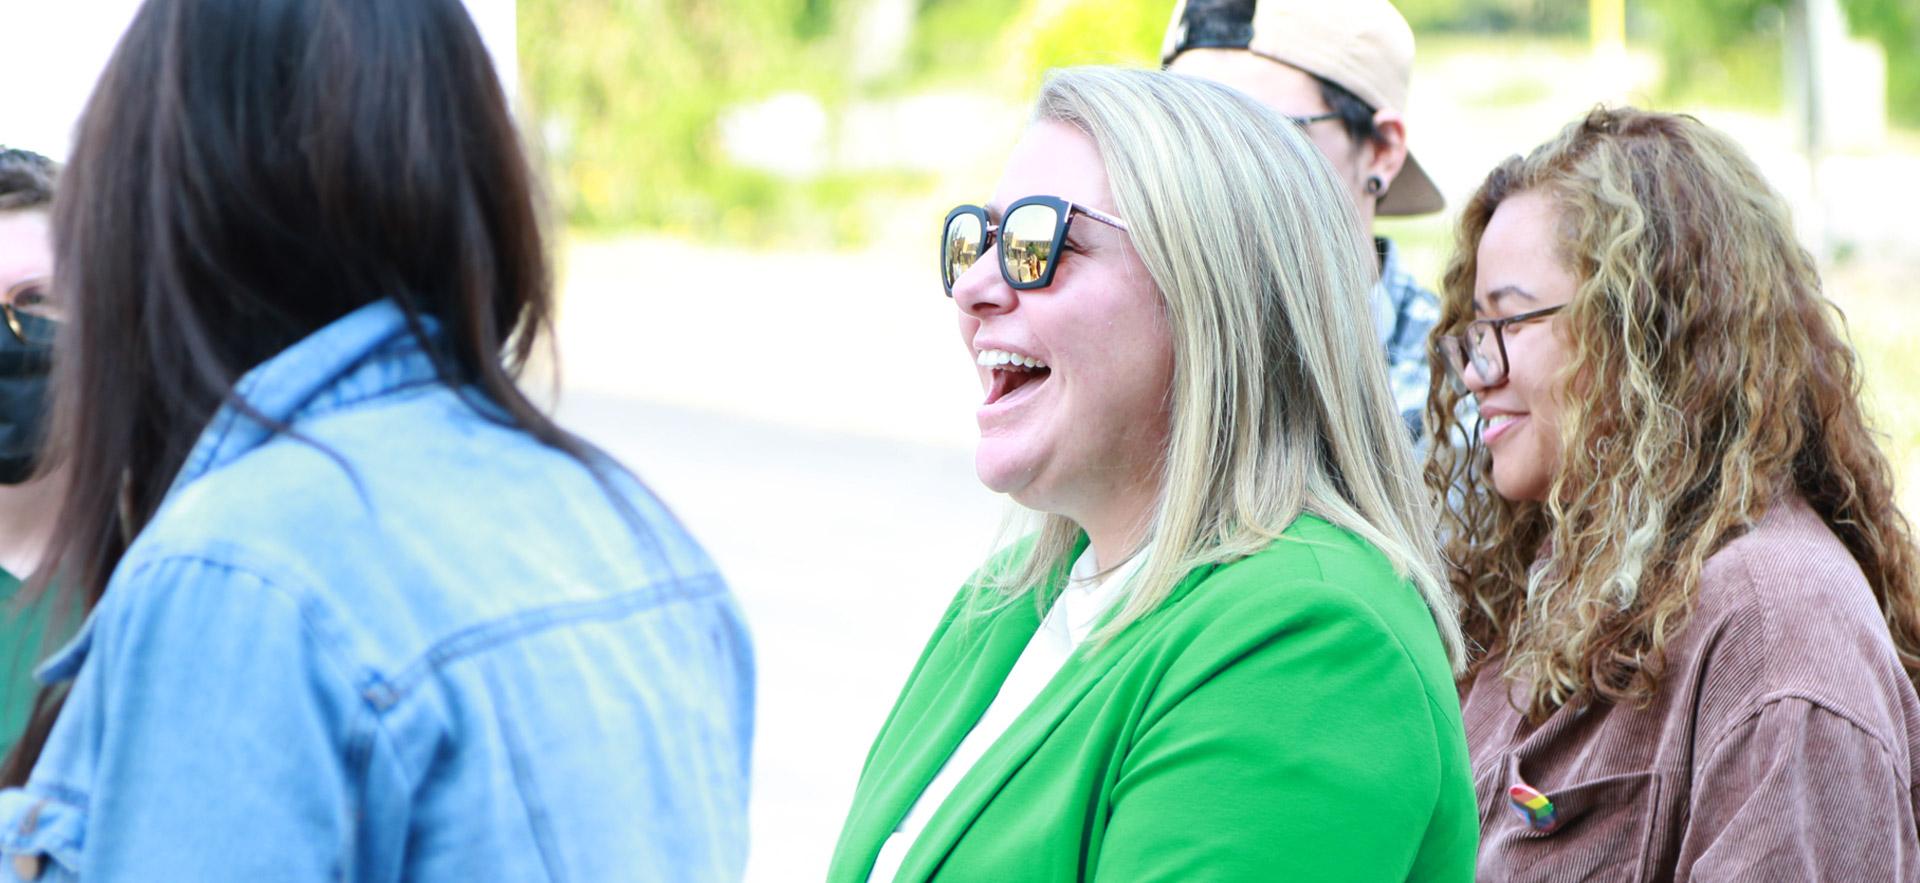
[518,0,1917,244]
[1398,0,1586,33]
[899,0,1165,92]
[1008,0,1168,91]
[1836,0,1919,126]
[1648,0,1918,125]
[900,0,1020,88]
[519,0,860,239]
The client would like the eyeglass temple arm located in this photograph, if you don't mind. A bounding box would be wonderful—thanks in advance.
[1068,202,1129,231]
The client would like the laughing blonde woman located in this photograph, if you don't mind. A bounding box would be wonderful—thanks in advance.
[1432,107,1920,879]
[828,67,1478,882]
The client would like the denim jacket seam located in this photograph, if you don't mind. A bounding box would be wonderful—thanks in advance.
[375,572,728,707]
[292,375,442,424]
[184,398,247,482]
[20,556,388,854]
[113,553,399,722]
[479,664,570,880]
[342,696,420,852]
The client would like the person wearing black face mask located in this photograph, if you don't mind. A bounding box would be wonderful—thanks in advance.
[0,146,63,757]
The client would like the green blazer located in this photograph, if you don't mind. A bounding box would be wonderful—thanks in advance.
[829,515,1478,882]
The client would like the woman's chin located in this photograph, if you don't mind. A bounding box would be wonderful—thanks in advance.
[1489,461,1550,504]
[974,445,1040,499]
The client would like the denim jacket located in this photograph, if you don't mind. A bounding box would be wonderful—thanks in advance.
[0,301,754,881]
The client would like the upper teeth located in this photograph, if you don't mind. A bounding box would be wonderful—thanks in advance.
[1486,414,1519,428]
[977,349,1048,369]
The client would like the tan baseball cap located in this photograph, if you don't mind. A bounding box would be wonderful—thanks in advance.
[1160,0,1443,216]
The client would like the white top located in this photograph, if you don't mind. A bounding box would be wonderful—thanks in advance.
[866,544,1148,882]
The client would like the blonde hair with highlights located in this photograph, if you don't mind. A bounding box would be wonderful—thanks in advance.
[1427,107,1920,719]
[981,66,1463,669]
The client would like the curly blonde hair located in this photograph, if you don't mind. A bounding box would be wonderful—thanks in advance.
[1426,107,1920,719]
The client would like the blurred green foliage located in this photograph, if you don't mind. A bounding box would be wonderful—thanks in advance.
[518,0,872,243]
[518,0,1170,245]
[520,0,1920,244]
[1008,0,1167,90]
[1647,0,1920,124]
[1397,0,1586,33]
[897,0,1020,89]
[897,0,1166,90]
[1834,0,1916,125]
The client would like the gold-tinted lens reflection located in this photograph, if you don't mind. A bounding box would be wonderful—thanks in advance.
[944,213,984,290]
[7,312,55,347]
[1,279,59,346]
[1001,203,1060,285]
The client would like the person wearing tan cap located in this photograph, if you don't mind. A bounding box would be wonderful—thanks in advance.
[1163,0,1441,437]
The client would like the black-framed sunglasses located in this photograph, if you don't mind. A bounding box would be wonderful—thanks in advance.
[1437,304,1565,389]
[940,195,1129,297]
[1,277,59,347]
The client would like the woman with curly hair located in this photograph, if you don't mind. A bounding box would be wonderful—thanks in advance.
[1431,107,1920,879]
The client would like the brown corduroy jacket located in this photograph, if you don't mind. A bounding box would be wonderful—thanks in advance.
[1464,495,1920,882]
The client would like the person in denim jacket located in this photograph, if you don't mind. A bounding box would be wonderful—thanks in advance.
[0,1,753,880]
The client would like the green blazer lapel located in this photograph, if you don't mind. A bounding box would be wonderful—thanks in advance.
[831,542,1080,881]
[891,562,1221,882]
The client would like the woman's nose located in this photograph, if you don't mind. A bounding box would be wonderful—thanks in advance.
[951,253,1014,318]
[1459,335,1506,394]
[1461,357,1499,394]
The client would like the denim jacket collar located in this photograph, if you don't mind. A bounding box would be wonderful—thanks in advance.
[36,299,441,687]
[170,299,442,495]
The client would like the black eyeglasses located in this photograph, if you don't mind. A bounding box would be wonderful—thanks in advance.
[1,277,59,347]
[1285,111,1340,129]
[1437,305,1565,388]
[941,195,1129,297]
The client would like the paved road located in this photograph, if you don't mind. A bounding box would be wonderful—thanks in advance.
[552,391,1004,880]
[544,230,1029,878]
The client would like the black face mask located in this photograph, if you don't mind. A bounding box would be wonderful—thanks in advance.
[0,325,53,484]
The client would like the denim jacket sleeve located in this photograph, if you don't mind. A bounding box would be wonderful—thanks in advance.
[0,555,403,881]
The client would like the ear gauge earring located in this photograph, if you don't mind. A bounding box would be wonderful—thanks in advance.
[1364,175,1387,197]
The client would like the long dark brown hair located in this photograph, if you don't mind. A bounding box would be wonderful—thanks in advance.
[3,0,588,783]
[1425,108,1920,721]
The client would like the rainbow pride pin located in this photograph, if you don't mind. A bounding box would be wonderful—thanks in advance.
[1507,783,1559,832]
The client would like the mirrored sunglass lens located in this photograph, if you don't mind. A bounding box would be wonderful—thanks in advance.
[1001,203,1059,285]
[944,213,983,289]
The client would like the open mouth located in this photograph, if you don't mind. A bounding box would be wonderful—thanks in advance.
[978,349,1052,406]
[1482,412,1526,446]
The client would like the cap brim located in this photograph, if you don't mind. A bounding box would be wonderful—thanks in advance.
[1378,151,1443,217]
